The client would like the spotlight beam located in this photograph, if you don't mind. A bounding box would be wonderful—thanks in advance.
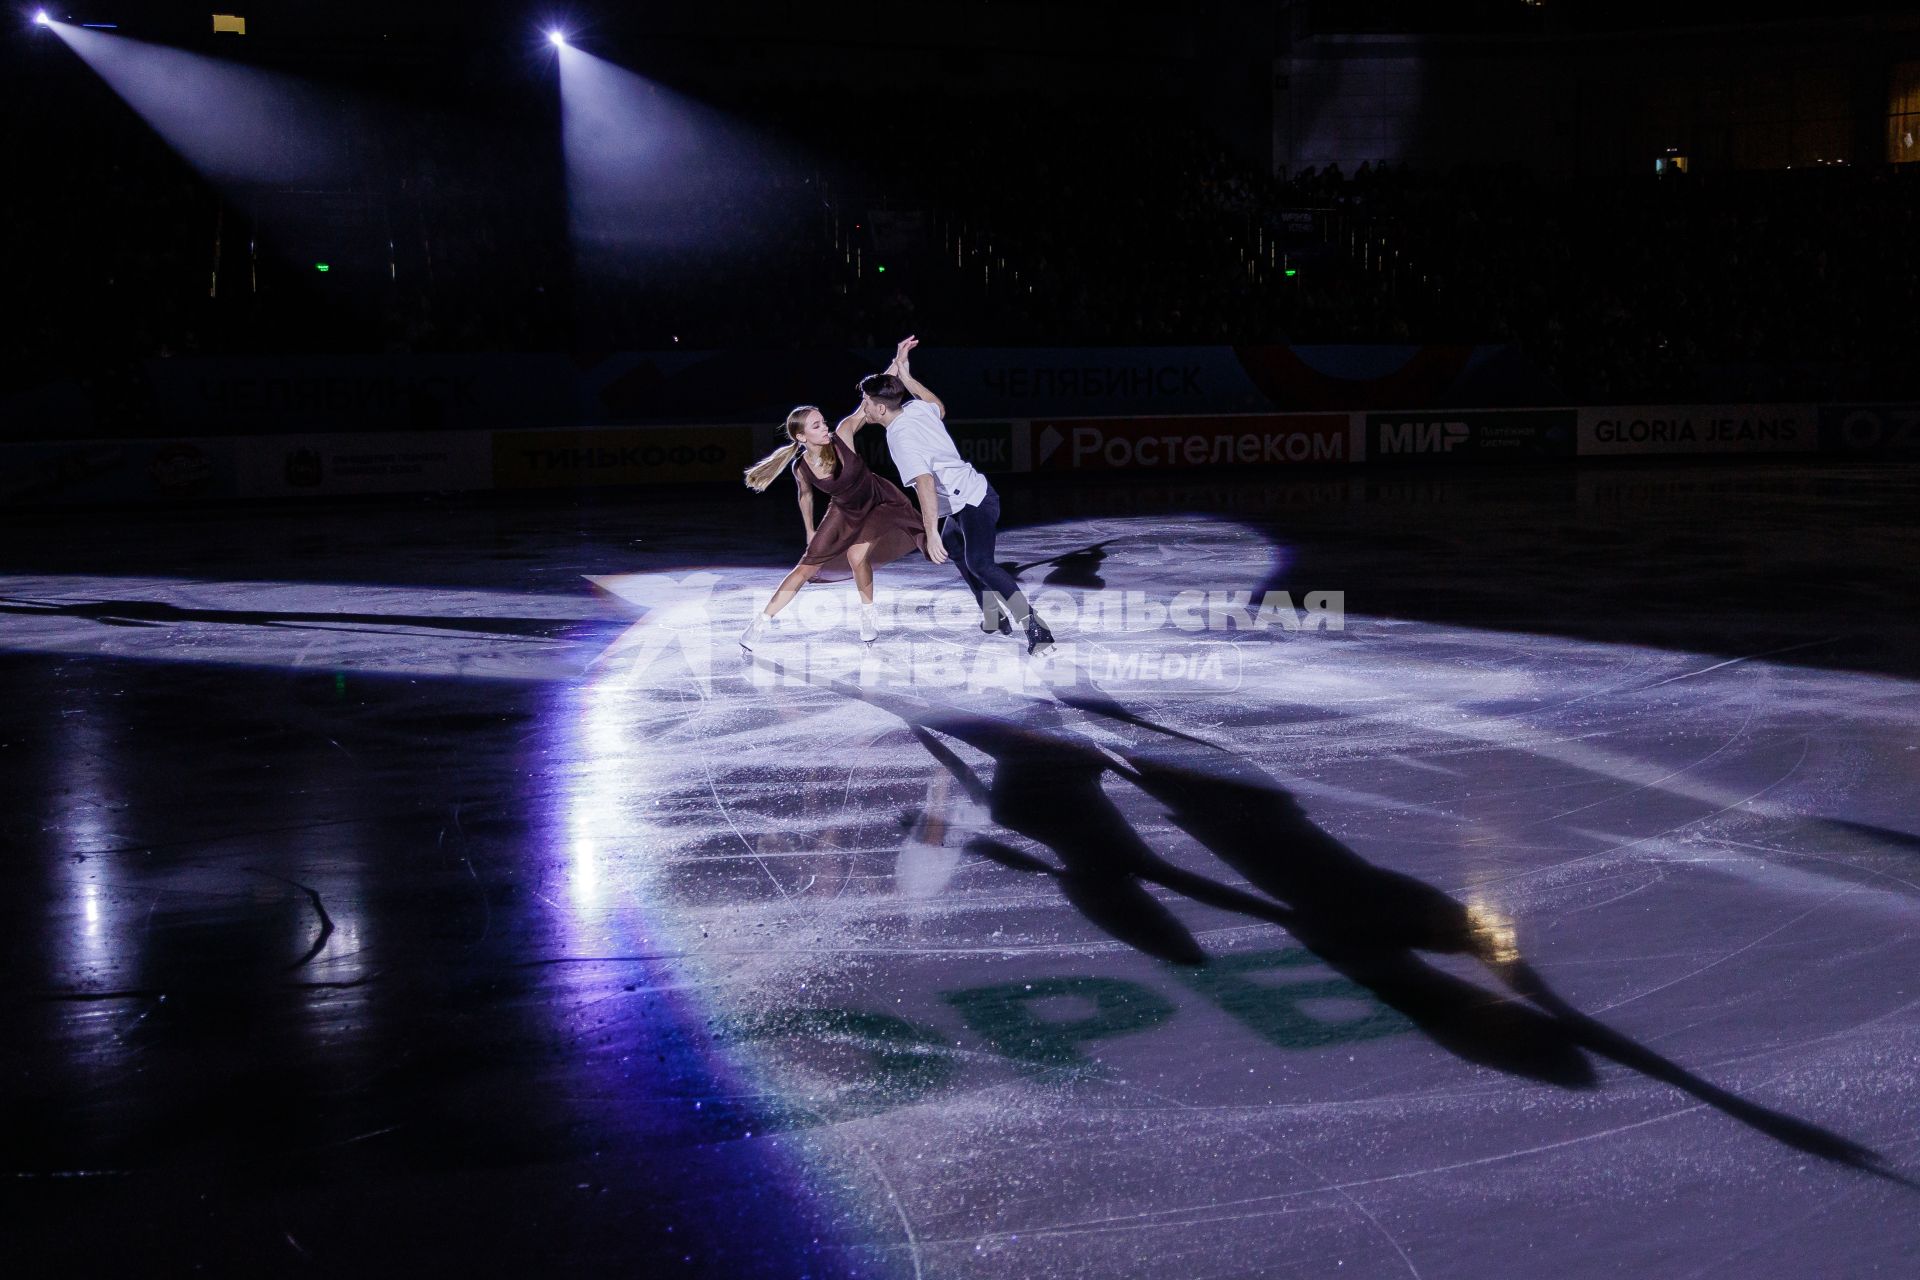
[43,25,355,189]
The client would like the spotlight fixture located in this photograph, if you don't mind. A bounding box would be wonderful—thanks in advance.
[33,9,52,25]
[547,30,567,47]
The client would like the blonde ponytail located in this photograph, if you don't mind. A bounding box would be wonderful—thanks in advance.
[743,405,828,492]
[744,440,802,492]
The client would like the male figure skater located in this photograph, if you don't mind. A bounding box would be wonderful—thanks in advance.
[859,337,1054,654]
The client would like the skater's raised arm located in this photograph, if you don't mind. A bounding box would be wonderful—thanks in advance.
[911,474,950,564]
[834,406,867,446]
[884,335,915,377]
[888,335,944,418]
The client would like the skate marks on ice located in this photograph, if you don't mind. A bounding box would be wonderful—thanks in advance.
[0,574,630,680]
[750,650,1894,1175]
[16,513,1920,1270]
[567,516,1920,1173]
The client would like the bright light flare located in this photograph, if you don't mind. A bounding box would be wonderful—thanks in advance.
[547,29,567,47]
[34,9,52,25]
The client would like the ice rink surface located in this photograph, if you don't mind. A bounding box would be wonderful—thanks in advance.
[4,462,1919,1277]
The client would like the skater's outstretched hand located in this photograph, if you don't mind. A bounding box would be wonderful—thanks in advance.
[888,337,945,417]
[886,335,918,375]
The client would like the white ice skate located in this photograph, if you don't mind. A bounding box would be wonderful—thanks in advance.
[739,612,769,652]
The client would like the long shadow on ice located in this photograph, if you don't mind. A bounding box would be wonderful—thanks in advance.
[1054,688,1891,1173]
[775,656,1890,1174]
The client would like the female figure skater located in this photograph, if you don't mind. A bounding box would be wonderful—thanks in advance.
[739,357,935,649]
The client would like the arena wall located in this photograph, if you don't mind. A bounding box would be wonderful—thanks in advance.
[7,401,1898,506]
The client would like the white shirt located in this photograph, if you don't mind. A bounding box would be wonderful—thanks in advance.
[884,400,989,517]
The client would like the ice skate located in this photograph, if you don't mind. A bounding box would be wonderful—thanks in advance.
[739,612,769,652]
[1023,612,1055,655]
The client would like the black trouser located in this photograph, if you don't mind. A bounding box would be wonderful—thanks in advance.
[940,486,1029,627]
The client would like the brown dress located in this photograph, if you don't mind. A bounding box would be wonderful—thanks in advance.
[795,434,929,583]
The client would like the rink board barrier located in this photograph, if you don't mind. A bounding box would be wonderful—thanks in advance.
[1028,414,1357,472]
[1365,409,1575,461]
[1818,403,1920,457]
[490,426,759,490]
[1575,405,1817,456]
[233,431,494,498]
[0,403,1896,506]
[0,436,241,505]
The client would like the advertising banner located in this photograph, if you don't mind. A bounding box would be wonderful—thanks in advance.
[946,421,1017,473]
[234,431,494,498]
[1576,405,1816,456]
[492,426,756,489]
[1366,409,1575,461]
[0,437,236,506]
[1819,404,1920,457]
[827,420,1021,486]
[1029,414,1354,471]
